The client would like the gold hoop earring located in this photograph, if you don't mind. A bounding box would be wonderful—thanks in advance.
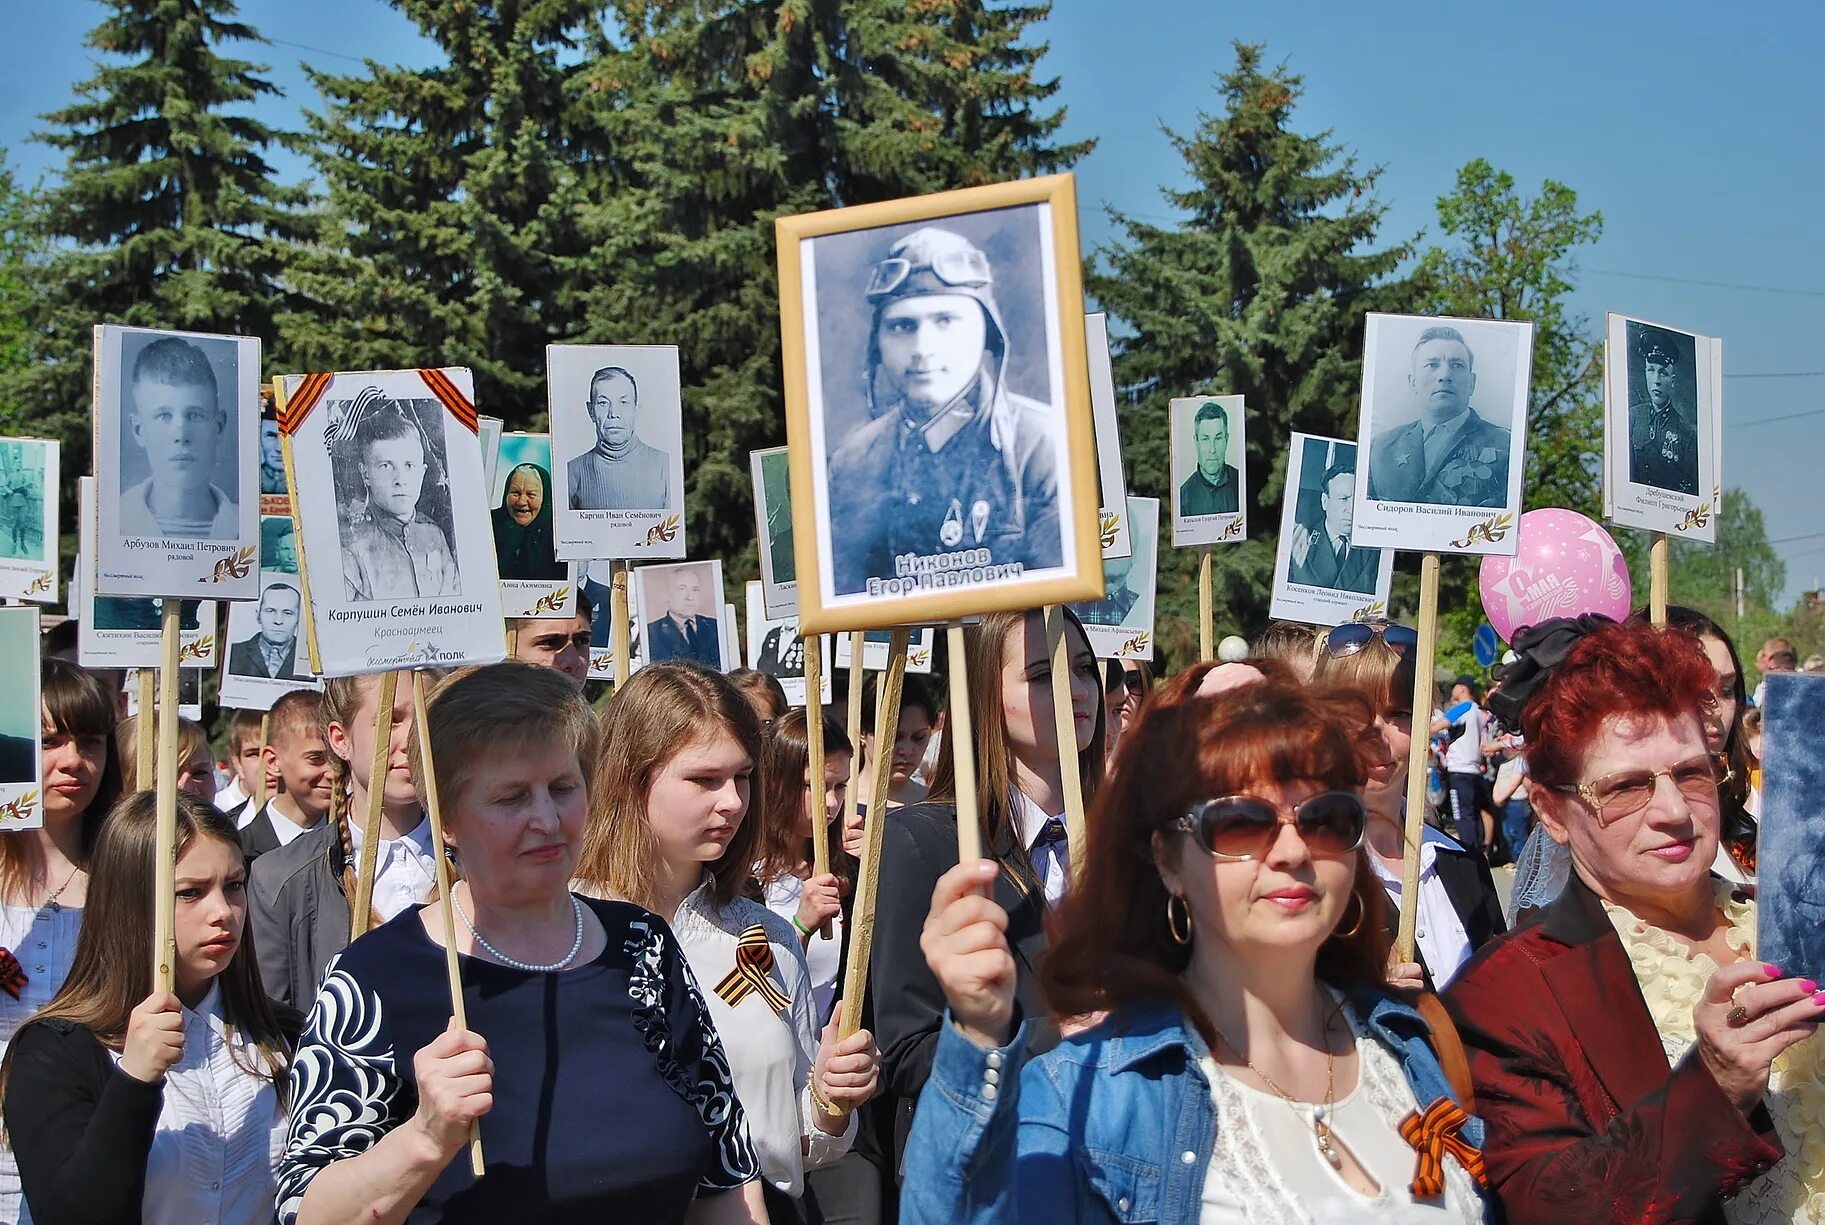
[1166,893,1193,946]
[1334,889,1365,939]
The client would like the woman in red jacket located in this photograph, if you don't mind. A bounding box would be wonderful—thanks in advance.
[1445,617,1823,1225]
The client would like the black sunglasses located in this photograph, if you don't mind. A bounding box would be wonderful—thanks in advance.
[1170,791,1368,861]
[1323,621,1418,659]
[1103,660,1147,695]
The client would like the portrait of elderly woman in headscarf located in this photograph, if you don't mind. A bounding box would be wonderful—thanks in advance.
[1447,616,1824,1225]
[491,461,564,582]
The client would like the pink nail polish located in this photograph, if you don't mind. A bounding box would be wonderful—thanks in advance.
[1813,992,1825,1009]
[1765,964,1783,979]
[1803,980,1820,994]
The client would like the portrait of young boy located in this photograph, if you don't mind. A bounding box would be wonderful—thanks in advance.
[118,336,239,540]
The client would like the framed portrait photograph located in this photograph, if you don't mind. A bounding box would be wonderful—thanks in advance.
[75,478,217,670]
[1270,434,1395,627]
[124,667,203,722]
[490,432,578,619]
[1755,672,1825,984]
[1601,314,1722,542]
[834,625,936,674]
[1069,496,1158,661]
[1084,313,1131,560]
[633,560,731,671]
[1169,394,1247,548]
[219,513,321,710]
[548,344,687,561]
[1350,313,1533,556]
[579,560,641,680]
[91,324,260,599]
[0,606,43,827]
[0,438,59,603]
[777,174,1104,632]
[750,446,797,620]
[277,368,505,676]
[744,580,833,708]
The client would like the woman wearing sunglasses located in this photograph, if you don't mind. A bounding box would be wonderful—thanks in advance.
[1101,658,1152,765]
[900,664,1489,1224]
[1315,621,1504,990]
[1446,618,1822,1224]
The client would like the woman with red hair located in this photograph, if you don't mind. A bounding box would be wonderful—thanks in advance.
[900,666,1489,1223]
[1447,617,1823,1224]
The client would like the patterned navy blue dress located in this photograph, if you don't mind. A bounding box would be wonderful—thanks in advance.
[278,896,758,1223]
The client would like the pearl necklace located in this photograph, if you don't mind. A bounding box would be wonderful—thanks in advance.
[452,889,585,973]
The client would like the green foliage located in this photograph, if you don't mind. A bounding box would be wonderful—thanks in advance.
[0,0,306,555]
[0,151,44,383]
[1090,42,1421,662]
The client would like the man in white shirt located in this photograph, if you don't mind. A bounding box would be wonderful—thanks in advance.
[240,691,332,863]
[1443,676,1494,857]
[1368,825,1476,988]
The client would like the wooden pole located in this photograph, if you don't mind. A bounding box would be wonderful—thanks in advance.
[946,622,981,866]
[839,632,865,943]
[610,561,632,687]
[1198,550,1214,663]
[350,670,398,939]
[152,601,181,992]
[412,670,485,1175]
[136,670,155,790]
[1395,553,1442,964]
[803,638,832,939]
[504,625,518,659]
[252,713,271,809]
[1044,607,1088,883]
[836,628,910,1040]
[1649,532,1669,629]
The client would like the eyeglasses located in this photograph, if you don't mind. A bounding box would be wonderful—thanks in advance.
[1170,792,1368,861]
[1103,660,1147,696]
[864,248,993,299]
[1551,753,1732,827]
[1323,621,1418,659]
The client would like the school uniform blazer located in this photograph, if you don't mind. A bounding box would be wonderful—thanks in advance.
[869,801,1056,1183]
[1444,873,1784,1225]
[238,805,285,863]
[1382,840,1507,989]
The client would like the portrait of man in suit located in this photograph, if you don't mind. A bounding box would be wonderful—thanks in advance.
[643,565,722,668]
[1289,461,1379,594]
[1366,324,1512,508]
[229,582,303,681]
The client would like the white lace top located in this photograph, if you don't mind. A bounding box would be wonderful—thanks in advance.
[1197,997,1484,1224]
[0,902,83,1225]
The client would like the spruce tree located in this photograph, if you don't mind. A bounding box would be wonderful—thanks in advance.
[0,0,306,506]
[1091,42,1420,655]
[282,0,598,412]
[570,0,1089,568]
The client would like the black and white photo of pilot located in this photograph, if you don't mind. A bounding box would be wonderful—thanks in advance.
[638,561,724,668]
[1364,323,1513,509]
[816,208,1066,597]
[228,580,303,680]
[115,333,241,539]
[565,364,673,511]
[329,389,461,602]
[1289,440,1379,595]
[1624,322,1699,496]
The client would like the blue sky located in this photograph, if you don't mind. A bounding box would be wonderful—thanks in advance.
[3,1,1820,606]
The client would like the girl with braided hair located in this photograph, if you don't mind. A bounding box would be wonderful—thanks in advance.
[248,671,432,1010]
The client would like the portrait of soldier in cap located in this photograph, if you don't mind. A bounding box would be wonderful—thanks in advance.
[824,225,1063,597]
[1626,328,1699,495]
[1365,324,1513,509]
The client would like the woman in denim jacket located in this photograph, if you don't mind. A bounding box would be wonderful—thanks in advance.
[902,664,1492,1223]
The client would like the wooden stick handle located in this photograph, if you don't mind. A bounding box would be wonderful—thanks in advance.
[946,623,981,865]
[1649,533,1669,629]
[351,670,398,938]
[837,628,910,1040]
[152,601,181,993]
[610,561,631,687]
[1198,550,1214,663]
[136,670,155,791]
[412,671,485,1175]
[1044,607,1088,884]
[804,638,832,938]
[252,713,271,809]
[1395,553,1442,964]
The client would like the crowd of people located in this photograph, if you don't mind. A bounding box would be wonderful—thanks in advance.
[0,596,1815,1224]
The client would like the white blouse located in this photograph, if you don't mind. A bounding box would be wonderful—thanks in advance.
[0,902,83,1225]
[1197,998,1484,1224]
[109,983,286,1225]
[345,812,437,922]
[670,881,854,1198]
[761,874,844,1028]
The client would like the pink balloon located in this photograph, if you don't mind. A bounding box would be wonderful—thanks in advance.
[1478,509,1632,643]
